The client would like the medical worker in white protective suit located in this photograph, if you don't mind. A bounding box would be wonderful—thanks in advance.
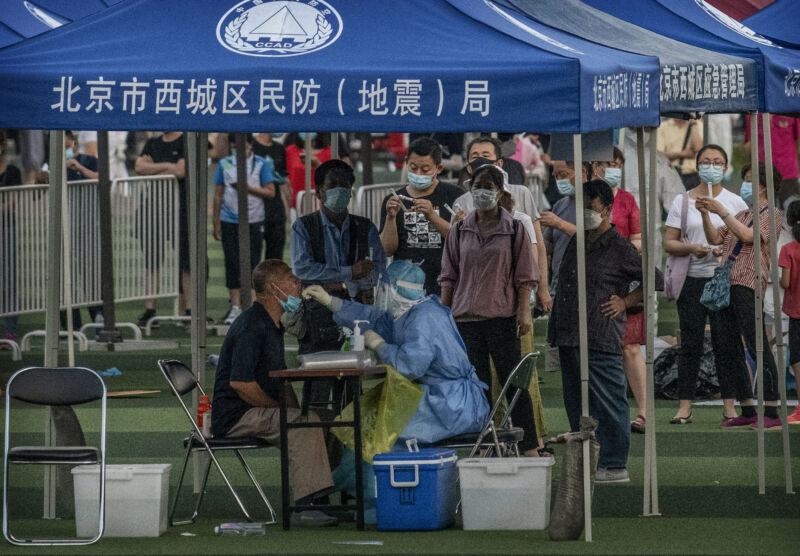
[303,260,489,444]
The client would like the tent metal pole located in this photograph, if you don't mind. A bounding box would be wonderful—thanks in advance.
[702,113,709,145]
[637,128,652,515]
[186,131,201,493]
[305,132,312,214]
[761,113,794,494]
[186,131,209,493]
[196,131,208,391]
[361,133,374,185]
[331,132,339,160]
[61,142,74,367]
[186,131,209,391]
[573,133,591,542]
[96,131,121,344]
[646,128,660,514]
[43,130,65,519]
[636,128,649,511]
[750,112,766,495]
[235,133,252,310]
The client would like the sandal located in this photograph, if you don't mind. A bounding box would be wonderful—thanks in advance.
[669,411,692,425]
[631,414,646,434]
[524,446,554,459]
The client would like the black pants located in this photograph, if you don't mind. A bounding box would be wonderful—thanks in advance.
[676,276,734,400]
[789,318,800,366]
[60,306,102,330]
[264,218,286,261]
[457,317,537,452]
[221,221,264,290]
[714,285,779,401]
[299,298,348,411]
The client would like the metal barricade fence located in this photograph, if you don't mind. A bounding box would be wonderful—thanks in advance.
[111,175,180,306]
[0,176,180,320]
[353,183,403,227]
[1,183,48,317]
[63,179,102,310]
[294,189,320,219]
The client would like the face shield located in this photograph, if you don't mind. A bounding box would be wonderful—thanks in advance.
[374,276,426,319]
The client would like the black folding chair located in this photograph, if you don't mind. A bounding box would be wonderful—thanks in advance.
[3,366,106,546]
[157,360,277,525]
[436,352,539,457]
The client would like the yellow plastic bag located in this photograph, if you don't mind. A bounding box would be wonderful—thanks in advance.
[332,364,423,463]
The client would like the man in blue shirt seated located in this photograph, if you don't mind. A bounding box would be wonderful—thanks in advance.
[290,160,386,407]
[211,259,336,526]
[303,260,489,444]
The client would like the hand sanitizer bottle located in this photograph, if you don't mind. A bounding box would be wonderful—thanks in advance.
[352,320,368,351]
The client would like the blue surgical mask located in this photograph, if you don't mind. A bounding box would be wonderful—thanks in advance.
[408,171,434,190]
[740,181,753,205]
[323,187,351,213]
[65,148,74,160]
[603,167,622,188]
[471,188,498,210]
[273,283,302,313]
[279,295,301,313]
[299,132,317,141]
[556,178,575,196]
[272,133,284,139]
[698,164,724,185]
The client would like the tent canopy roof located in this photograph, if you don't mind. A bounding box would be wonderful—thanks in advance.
[0,0,121,48]
[584,0,800,114]
[487,0,757,114]
[744,0,800,49]
[0,0,661,133]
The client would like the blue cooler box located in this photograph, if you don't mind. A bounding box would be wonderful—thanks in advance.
[373,448,458,531]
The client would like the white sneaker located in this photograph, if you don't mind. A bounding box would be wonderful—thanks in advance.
[595,468,630,484]
[223,305,241,325]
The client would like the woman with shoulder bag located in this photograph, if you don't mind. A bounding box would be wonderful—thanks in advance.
[439,165,542,456]
[663,145,746,424]
[697,162,784,429]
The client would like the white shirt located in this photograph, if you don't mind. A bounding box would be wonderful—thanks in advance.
[77,131,97,154]
[513,210,537,244]
[666,188,747,278]
[451,183,541,222]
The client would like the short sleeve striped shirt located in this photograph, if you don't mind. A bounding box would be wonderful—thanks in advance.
[718,205,782,292]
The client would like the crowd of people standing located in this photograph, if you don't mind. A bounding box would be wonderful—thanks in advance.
[2,119,799,492]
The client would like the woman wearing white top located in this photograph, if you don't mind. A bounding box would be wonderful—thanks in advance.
[663,145,747,424]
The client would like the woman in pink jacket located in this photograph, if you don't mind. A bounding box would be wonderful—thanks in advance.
[439,165,540,455]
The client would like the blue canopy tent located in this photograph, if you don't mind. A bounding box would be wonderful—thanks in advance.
[0,0,122,48]
[446,0,677,524]
[584,0,796,497]
[466,0,759,115]
[583,0,800,115]
[0,0,663,537]
[744,0,800,49]
[0,0,660,133]
[447,0,762,518]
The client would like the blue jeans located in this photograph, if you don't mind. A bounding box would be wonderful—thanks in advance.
[559,347,630,469]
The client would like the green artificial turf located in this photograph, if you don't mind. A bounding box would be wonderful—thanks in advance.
[1,177,798,555]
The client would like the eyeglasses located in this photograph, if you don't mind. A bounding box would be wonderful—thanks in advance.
[698,159,726,166]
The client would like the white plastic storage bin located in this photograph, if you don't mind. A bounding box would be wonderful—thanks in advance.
[457,457,554,530]
[72,463,171,537]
